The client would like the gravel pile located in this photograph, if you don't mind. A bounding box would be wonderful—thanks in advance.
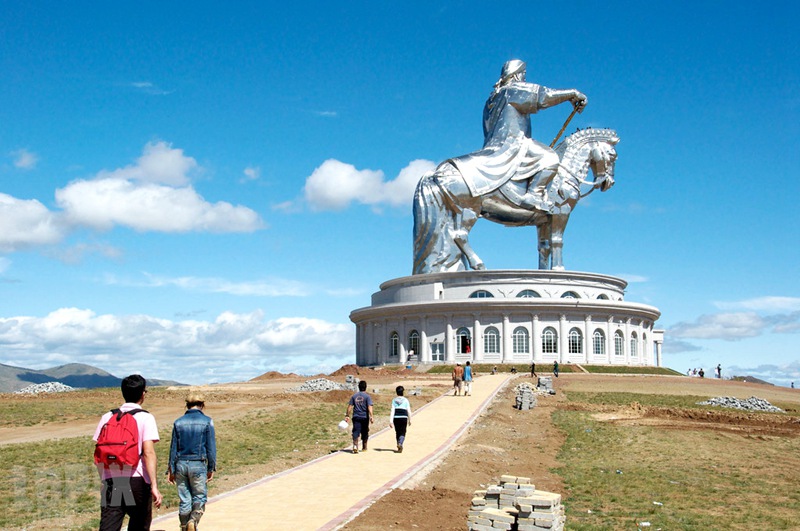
[14,382,76,394]
[697,396,784,413]
[287,378,357,393]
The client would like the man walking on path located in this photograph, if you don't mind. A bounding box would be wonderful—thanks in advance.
[168,392,217,531]
[93,374,162,531]
[345,380,374,453]
[530,362,537,378]
[463,361,474,396]
[389,386,412,453]
[553,361,559,378]
[452,363,464,396]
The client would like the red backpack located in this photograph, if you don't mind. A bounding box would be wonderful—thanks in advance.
[94,408,146,470]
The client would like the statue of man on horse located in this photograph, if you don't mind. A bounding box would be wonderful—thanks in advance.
[413,60,618,274]
[449,59,587,212]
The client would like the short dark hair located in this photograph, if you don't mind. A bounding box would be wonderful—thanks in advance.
[121,374,147,403]
[358,380,367,392]
[396,385,404,396]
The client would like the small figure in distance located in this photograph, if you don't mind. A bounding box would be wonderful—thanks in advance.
[345,380,374,453]
[463,361,474,396]
[530,361,537,378]
[452,362,464,396]
[553,360,559,378]
[389,385,412,453]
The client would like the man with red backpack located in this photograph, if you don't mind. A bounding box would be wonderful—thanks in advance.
[93,374,163,530]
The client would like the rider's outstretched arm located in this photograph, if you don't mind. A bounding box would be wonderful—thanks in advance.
[538,88,587,112]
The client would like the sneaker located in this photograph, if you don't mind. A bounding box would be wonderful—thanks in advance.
[362,442,368,451]
[352,445,358,454]
[187,521,196,531]
[397,444,403,453]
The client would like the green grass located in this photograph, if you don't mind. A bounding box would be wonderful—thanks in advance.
[0,388,120,427]
[0,401,359,530]
[581,365,682,376]
[553,408,800,529]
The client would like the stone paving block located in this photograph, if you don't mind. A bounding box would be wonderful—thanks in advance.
[481,508,516,524]
[499,475,517,484]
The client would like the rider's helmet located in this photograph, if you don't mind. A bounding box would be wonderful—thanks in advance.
[495,59,526,88]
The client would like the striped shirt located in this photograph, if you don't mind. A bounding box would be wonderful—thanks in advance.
[390,396,411,420]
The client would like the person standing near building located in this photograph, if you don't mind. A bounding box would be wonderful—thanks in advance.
[553,360,559,378]
[168,392,217,531]
[530,361,537,378]
[345,380,374,453]
[452,362,464,396]
[93,374,163,531]
[389,386,412,453]
[463,361,474,396]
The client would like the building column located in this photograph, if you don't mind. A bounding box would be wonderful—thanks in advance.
[502,314,511,363]
[399,318,407,365]
[420,326,430,364]
[473,315,482,362]
[531,314,539,362]
[606,317,614,364]
[558,314,567,362]
[624,318,632,365]
[446,320,454,363]
[584,314,592,364]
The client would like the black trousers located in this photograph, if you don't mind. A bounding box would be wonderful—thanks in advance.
[99,476,153,531]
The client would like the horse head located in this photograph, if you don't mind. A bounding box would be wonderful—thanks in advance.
[555,128,619,197]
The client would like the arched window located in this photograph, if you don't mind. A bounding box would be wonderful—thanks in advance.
[469,290,494,298]
[390,332,399,357]
[568,328,583,355]
[630,332,638,358]
[561,291,580,299]
[483,326,500,354]
[517,290,541,298]
[597,294,609,300]
[456,327,472,354]
[542,327,558,354]
[614,331,624,357]
[513,327,530,354]
[408,330,419,358]
[593,329,606,356]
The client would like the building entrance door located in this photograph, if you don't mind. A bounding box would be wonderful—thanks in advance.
[430,342,445,362]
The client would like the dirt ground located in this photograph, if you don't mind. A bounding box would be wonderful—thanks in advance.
[3,369,799,530]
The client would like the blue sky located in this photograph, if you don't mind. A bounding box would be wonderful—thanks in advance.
[2,2,799,386]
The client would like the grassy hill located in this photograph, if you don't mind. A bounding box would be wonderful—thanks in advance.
[0,362,182,393]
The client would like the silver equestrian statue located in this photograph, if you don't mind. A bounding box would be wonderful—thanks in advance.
[413,59,618,274]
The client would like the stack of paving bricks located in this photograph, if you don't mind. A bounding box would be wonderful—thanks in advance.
[514,382,538,410]
[536,376,553,392]
[468,475,565,531]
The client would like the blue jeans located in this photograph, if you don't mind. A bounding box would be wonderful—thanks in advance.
[175,460,208,517]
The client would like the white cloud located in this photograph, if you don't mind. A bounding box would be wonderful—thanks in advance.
[104,272,313,297]
[669,312,767,340]
[303,158,436,211]
[0,193,65,252]
[56,177,263,233]
[0,309,354,384]
[715,296,800,312]
[130,81,172,96]
[97,141,197,186]
[242,166,260,181]
[11,148,38,170]
[617,273,648,283]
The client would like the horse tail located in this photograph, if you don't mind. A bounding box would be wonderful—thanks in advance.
[412,172,439,274]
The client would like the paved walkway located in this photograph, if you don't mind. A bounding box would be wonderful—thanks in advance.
[152,374,512,530]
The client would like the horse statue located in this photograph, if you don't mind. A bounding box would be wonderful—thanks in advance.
[412,128,618,274]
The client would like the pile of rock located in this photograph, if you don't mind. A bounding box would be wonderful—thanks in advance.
[536,377,556,395]
[514,382,538,410]
[287,378,357,393]
[14,382,76,394]
[468,475,565,531]
[697,396,784,413]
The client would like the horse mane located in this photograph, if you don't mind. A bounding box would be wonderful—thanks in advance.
[554,128,619,157]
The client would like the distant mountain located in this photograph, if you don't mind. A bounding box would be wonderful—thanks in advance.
[0,362,183,393]
[731,375,775,386]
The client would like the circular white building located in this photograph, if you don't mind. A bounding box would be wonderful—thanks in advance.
[350,270,663,368]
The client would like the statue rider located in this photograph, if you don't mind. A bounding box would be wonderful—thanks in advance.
[446,59,588,211]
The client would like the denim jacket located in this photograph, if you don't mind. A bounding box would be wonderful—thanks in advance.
[168,409,217,473]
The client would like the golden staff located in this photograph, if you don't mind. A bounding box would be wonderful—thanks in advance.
[550,106,579,148]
